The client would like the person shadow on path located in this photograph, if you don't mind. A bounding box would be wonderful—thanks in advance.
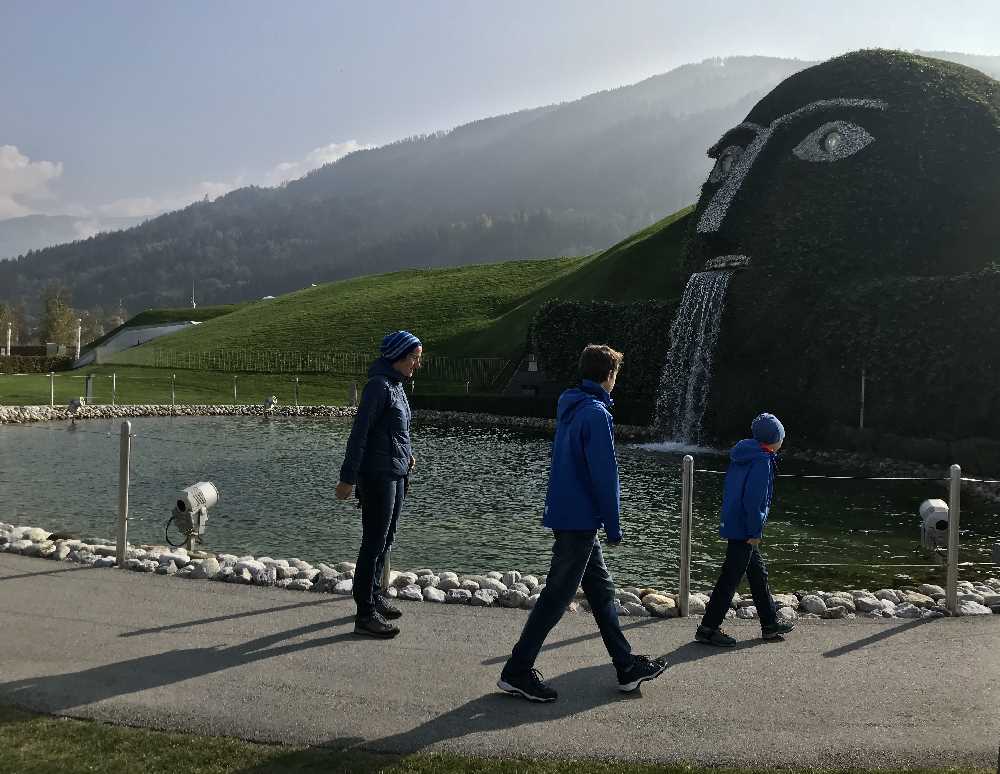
[0,615,356,714]
[362,661,659,757]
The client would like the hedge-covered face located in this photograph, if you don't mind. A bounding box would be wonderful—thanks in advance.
[687,51,1000,278]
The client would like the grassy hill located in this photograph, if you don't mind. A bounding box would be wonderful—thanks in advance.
[112,208,692,366]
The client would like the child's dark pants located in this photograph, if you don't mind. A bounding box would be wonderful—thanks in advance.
[701,539,778,630]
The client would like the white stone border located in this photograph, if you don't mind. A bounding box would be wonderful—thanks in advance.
[3,523,997,619]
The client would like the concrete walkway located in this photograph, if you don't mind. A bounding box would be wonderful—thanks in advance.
[1,552,998,768]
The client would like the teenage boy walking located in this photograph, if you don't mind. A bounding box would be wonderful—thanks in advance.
[336,330,421,639]
[695,412,795,647]
[498,345,667,702]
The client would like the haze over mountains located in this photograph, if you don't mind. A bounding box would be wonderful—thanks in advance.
[3,51,998,313]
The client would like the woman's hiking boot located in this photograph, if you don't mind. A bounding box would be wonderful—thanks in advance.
[497,668,558,703]
[761,621,795,640]
[695,625,737,647]
[354,612,400,639]
[616,654,668,692]
[376,594,403,620]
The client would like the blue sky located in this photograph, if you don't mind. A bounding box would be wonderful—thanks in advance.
[2,0,999,220]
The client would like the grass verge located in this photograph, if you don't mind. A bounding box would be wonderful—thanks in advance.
[0,365,473,407]
[0,705,990,774]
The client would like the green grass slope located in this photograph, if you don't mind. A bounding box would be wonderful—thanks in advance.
[82,305,240,353]
[112,207,692,365]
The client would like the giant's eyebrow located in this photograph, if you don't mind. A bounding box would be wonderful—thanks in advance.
[696,97,889,234]
[706,99,888,157]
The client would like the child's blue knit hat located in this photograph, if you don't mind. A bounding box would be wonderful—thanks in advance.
[381,330,421,361]
[751,412,785,444]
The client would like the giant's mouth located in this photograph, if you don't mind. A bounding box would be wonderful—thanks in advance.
[704,254,751,271]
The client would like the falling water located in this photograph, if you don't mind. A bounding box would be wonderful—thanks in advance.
[654,270,733,444]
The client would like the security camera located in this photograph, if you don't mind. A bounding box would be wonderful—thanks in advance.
[168,482,219,549]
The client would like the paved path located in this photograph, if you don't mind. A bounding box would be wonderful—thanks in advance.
[1,553,998,768]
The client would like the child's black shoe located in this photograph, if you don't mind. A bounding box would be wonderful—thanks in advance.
[762,621,795,640]
[617,654,667,692]
[695,625,737,647]
[497,668,558,702]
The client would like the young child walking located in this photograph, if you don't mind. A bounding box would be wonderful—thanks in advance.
[498,344,667,702]
[696,412,795,647]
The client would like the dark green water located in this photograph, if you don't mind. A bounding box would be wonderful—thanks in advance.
[1,416,997,592]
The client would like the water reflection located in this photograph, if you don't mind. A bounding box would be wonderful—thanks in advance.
[1,416,997,591]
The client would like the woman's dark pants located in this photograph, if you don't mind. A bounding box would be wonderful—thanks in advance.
[701,539,778,630]
[353,475,405,618]
[504,530,634,675]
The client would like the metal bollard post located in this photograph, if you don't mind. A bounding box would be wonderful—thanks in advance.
[171,373,176,413]
[294,377,299,407]
[49,372,54,407]
[111,372,117,406]
[679,454,694,617]
[233,375,238,405]
[946,463,961,615]
[116,421,131,568]
[350,382,358,407]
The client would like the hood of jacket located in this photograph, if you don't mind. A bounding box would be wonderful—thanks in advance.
[556,379,612,425]
[368,357,404,383]
[730,438,772,466]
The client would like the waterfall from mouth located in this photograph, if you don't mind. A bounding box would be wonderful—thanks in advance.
[654,270,734,444]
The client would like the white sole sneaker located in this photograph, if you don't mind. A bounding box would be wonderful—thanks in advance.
[617,660,668,692]
[496,679,557,703]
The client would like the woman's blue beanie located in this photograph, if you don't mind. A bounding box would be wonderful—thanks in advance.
[381,330,421,361]
[751,412,785,445]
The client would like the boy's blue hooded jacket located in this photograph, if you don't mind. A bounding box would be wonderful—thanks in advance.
[339,358,412,484]
[543,380,623,542]
[719,439,776,540]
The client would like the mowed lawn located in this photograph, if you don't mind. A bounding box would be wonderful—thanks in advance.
[0,366,361,407]
[110,256,588,365]
[1,705,988,774]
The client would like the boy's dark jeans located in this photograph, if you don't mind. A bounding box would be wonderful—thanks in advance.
[505,530,634,674]
[353,475,405,618]
[701,539,778,630]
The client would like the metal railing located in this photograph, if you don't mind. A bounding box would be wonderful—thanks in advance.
[117,347,510,386]
[675,456,972,617]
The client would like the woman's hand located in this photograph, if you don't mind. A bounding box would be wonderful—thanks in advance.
[335,481,354,500]
[408,454,416,472]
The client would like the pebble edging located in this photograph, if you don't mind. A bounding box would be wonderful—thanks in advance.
[3,523,998,620]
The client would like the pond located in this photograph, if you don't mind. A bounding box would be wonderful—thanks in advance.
[1,416,998,592]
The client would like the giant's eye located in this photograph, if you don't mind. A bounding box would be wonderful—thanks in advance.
[793,120,874,162]
[708,145,744,183]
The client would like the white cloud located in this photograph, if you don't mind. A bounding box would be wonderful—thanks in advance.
[264,140,369,186]
[96,179,243,218]
[0,145,64,219]
[1,138,369,223]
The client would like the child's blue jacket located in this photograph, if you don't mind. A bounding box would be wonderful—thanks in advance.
[542,380,623,542]
[719,439,776,540]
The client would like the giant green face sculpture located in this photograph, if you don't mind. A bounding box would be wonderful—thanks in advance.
[687,50,1000,279]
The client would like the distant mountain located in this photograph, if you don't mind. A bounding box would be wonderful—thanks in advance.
[0,213,146,260]
[3,50,996,313]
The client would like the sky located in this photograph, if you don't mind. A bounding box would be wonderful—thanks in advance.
[2,0,999,222]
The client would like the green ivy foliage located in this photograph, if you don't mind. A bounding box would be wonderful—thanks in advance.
[529,299,677,404]
[684,51,1000,442]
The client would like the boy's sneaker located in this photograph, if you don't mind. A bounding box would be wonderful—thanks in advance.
[762,621,795,640]
[695,625,737,647]
[354,612,400,639]
[617,654,668,692]
[376,594,403,620]
[497,668,558,703]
